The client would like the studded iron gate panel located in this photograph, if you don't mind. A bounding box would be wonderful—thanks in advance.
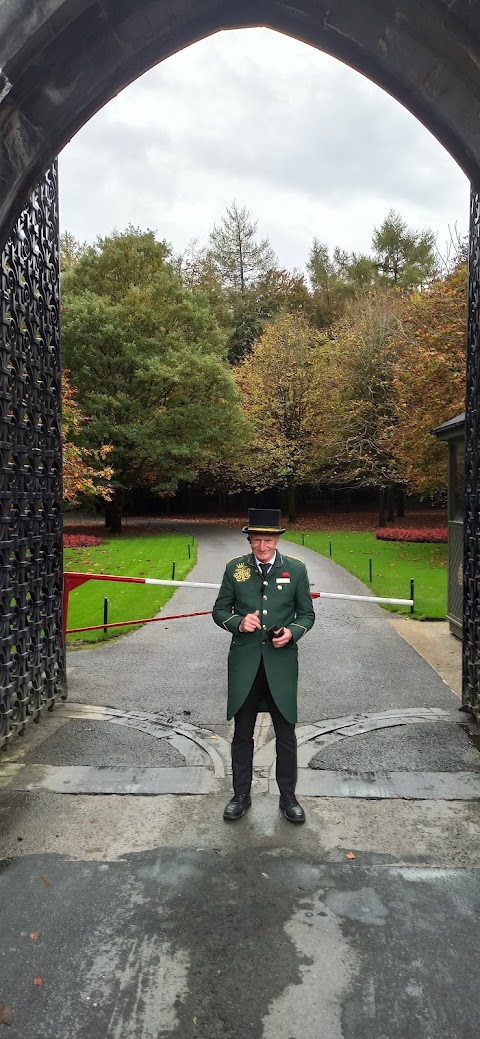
[463,187,480,718]
[0,162,65,750]
[448,521,463,636]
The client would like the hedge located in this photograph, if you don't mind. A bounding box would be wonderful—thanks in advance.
[63,534,102,548]
[376,528,447,543]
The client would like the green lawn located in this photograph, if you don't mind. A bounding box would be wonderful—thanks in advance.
[64,533,197,644]
[286,531,447,619]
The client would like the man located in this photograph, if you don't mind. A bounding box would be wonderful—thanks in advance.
[212,508,315,824]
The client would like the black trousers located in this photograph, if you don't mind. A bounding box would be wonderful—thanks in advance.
[231,659,297,798]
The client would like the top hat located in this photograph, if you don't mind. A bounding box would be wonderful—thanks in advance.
[242,508,286,535]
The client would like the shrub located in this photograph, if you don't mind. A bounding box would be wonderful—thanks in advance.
[376,528,447,543]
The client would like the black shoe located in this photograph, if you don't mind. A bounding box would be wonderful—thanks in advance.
[279,794,305,824]
[223,793,252,821]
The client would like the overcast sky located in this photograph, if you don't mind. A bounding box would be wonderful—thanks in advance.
[59,27,470,275]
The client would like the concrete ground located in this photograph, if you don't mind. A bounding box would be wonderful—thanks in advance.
[387,615,462,699]
[0,525,479,1039]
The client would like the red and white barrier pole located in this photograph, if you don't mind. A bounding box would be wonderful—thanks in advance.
[63,572,220,636]
[65,572,220,590]
[63,571,414,637]
[310,591,414,606]
[65,571,414,603]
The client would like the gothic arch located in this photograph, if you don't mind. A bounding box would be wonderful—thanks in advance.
[0,1,480,249]
[1,2,480,730]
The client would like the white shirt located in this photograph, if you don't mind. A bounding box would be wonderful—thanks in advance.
[254,551,276,575]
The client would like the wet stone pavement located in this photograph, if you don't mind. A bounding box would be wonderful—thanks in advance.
[1,525,480,1038]
[2,845,480,1039]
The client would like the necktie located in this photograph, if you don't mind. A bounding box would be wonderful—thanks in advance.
[260,563,270,580]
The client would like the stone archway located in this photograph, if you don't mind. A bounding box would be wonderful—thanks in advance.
[1,1,480,246]
[0,1,479,727]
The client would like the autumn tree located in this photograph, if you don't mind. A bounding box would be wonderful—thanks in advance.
[390,261,467,495]
[62,369,112,504]
[209,201,277,294]
[319,290,403,524]
[61,230,245,530]
[234,312,328,521]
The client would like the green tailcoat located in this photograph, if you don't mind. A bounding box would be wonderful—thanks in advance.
[212,551,315,723]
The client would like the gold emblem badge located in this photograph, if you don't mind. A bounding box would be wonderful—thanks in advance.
[233,562,251,583]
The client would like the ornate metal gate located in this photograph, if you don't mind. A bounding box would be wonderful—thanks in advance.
[463,187,480,719]
[1,169,480,741]
[0,163,65,750]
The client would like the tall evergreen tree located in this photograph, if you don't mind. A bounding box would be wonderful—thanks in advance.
[226,267,311,364]
[372,209,437,289]
[306,238,376,326]
[209,201,276,293]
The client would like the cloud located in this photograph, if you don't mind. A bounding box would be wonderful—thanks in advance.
[59,27,469,270]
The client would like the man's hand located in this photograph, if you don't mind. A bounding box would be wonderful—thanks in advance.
[272,627,292,648]
[239,610,261,633]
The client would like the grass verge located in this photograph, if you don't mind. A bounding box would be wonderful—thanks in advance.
[286,531,447,620]
[65,532,197,644]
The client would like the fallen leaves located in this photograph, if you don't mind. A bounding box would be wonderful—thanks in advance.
[38,875,51,887]
[32,978,43,987]
[62,509,447,537]
[0,1004,12,1025]
[63,534,102,548]
[345,852,356,860]
[28,933,40,941]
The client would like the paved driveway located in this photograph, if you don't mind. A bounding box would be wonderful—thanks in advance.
[1,525,479,1039]
[66,525,458,725]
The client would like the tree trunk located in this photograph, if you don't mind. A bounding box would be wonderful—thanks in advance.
[287,481,297,523]
[386,486,395,523]
[395,484,405,518]
[105,489,123,533]
[377,487,386,527]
